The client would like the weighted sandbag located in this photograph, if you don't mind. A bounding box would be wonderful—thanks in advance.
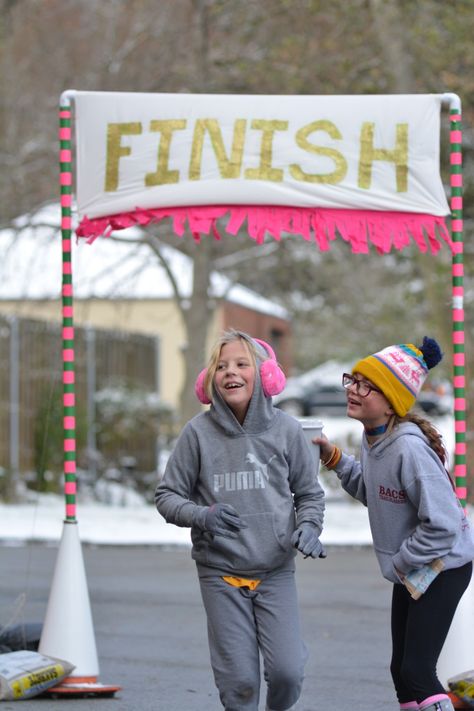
[0,650,74,700]
[448,669,474,708]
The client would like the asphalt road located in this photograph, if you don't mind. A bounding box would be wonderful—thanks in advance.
[0,544,397,711]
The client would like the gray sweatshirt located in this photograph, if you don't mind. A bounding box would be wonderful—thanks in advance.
[155,373,325,577]
[334,421,474,583]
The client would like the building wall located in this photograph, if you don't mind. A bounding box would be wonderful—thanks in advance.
[0,299,291,408]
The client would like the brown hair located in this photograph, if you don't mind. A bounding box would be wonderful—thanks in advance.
[203,330,260,402]
[395,412,454,488]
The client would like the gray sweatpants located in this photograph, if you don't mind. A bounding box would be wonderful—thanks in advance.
[198,568,307,711]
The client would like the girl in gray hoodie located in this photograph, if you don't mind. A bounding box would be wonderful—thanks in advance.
[316,337,474,711]
[155,330,326,711]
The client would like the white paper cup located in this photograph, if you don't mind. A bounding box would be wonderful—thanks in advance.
[295,417,323,472]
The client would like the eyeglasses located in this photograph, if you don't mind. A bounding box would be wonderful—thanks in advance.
[342,373,382,398]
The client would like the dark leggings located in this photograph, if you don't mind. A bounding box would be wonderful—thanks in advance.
[390,561,472,704]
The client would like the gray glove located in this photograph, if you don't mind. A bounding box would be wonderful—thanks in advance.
[193,503,247,538]
[291,523,326,559]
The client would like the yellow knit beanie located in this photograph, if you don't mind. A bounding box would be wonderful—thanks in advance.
[352,337,443,417]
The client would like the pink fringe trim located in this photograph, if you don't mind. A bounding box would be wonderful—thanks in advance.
[76,205,453,255]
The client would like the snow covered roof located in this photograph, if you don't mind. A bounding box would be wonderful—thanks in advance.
[273,359,353,403]
[0,204,289,320]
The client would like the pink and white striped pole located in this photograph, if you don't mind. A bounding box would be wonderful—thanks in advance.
[442,93,466,507]
[59,90,78,522]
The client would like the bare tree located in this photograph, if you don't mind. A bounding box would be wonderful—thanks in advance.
[1,0,474,499]
[144,230,214,425]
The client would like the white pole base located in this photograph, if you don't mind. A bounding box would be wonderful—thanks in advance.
[437,573,474,689]
[38,521,99,677]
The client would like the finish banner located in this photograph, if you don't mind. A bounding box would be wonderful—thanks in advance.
[73,92,449,220]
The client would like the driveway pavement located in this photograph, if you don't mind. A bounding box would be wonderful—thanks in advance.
[0,544,396,710]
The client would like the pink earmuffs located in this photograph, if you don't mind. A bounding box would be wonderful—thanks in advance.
[194,337,286,404]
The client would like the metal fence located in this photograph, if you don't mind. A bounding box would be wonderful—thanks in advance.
[0,315,166,488]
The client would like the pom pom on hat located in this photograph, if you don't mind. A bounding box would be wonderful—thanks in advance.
[419,336,443,370]
[352,336,443,417]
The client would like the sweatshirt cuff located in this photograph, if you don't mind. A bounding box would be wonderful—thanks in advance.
[334,451,350,475]
[177,502,201,527]
[392,551,410,576]
[190,504,208,530]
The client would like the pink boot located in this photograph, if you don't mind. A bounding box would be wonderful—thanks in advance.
[419,695,455,711]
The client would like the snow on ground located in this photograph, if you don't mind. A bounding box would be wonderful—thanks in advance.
[0,495,471,549]
[0,414,465,548]
[0,495,371,547]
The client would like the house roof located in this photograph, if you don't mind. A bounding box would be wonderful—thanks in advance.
[0,204,289,320]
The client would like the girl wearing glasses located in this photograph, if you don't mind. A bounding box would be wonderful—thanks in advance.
[315,337,474,711]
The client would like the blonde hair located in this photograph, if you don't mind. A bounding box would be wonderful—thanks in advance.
[203,329,260,402]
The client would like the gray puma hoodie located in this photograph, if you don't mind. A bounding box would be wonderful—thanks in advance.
[155,372,325,578]
[334,421,474,583]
